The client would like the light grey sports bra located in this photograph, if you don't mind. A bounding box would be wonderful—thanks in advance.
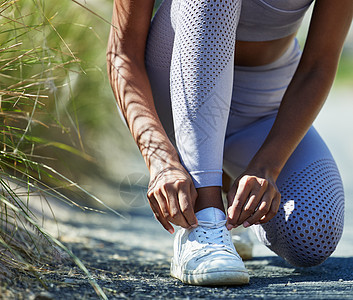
[237,0,315,41]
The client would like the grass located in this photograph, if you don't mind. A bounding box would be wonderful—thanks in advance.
[0,0,118,298]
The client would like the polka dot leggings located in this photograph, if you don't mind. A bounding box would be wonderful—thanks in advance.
[144,0,344,267]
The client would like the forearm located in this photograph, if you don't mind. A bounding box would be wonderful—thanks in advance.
[249,62,338,179]
[250,0,353,180]
[226,60,339,228]
[107,36,179,174]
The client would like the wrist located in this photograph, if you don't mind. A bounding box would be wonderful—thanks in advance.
[134,124,179,173]
[146,148,181,175]
[246,157,282,181]
[246,139,292,181]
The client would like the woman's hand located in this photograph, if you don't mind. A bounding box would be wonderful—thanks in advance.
[226,168,281,230]
[147,163,198,234]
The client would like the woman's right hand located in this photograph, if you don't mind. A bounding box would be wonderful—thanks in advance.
[147,163,198,234]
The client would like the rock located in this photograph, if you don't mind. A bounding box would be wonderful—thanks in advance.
[34,292,54,300]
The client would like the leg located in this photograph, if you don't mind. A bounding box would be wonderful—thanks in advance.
[258,125,344,267]
[146,0,242,212]
[147,0,249,286]
[224,116,345,267]
[170,0,240,190]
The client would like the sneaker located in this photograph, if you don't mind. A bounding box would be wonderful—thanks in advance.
[170,211,249,286]
[231,227,254,261]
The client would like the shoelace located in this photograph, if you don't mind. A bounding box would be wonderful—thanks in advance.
[189,220,240,261]
[194,220,230,245]
[180,220,241,264]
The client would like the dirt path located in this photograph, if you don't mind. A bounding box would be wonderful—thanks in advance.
[2,195,353,300]
[2,88,353,299]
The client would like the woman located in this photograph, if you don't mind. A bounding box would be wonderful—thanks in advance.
[107,0,352,286]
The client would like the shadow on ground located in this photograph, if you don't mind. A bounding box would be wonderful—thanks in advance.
[24,239,353,299]
[2,191,353,299]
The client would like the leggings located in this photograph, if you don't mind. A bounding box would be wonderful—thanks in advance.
[143,0,344,267]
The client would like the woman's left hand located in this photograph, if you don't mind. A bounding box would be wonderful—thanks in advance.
[226,168,281,230]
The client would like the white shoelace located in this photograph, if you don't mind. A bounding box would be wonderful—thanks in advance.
[185,220,240,260]
[194,220,230,245]
[178,220,242,266]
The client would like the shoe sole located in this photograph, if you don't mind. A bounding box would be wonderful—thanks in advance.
[170,260,250,286]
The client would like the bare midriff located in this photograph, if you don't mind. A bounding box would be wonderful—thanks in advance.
[234,32,298,66]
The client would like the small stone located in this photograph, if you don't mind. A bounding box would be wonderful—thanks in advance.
[34,292,54,300]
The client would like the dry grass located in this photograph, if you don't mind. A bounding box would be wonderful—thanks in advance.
[0,1,115,298]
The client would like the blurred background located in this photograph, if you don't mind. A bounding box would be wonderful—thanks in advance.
[1,0,352,215]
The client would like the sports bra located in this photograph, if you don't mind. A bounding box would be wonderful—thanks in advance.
[237,0,315,41]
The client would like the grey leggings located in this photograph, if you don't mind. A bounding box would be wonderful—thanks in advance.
[143,0,344,267]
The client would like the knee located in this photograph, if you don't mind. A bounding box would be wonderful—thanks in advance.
[264,203,345,267]
[278,227,342,267]
[272,158,346,267]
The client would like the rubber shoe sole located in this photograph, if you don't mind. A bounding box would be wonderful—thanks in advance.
[170,258,250,286]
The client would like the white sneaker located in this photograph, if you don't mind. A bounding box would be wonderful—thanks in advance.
[231,227,254,261]
[170,209,249,286]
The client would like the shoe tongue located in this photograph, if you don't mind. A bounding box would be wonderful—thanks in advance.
[195,207,226,223]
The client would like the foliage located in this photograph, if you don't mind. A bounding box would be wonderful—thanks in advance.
[0,0,117,298]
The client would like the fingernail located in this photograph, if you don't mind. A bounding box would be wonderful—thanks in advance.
[255,222,260,225]
[226,224,233,231]
[191,223,198,228]
[168,228,174,234]
[243,221,250,228]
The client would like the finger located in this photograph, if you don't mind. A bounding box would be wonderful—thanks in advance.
[178,183,198,228]
[258,191,281,223]
[242,188,279,227]
[237,179,268,225]
[154,190,170,220]
[236,193,259,225]
[163,185,190,228]
[226,177,253,228]
[149,195,174,234]
[242,193,273,228]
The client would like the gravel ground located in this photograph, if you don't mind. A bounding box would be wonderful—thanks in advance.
[1,89,353,299]
[1,199,352,300]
